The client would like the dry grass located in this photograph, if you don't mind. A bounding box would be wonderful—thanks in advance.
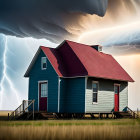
[0,111,140,140]
[0,125,140,140]
[0,119,140,140]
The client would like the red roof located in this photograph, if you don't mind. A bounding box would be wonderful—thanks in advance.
[33,40,134,82]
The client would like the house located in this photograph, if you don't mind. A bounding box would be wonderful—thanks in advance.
[24,40,134,115]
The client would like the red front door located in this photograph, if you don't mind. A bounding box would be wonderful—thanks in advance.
[114,85,119,112]
[39,82,48,111]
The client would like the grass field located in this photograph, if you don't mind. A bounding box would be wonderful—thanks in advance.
[0,111,140,140]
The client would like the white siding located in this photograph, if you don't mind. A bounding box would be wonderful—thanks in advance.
[85,77,128,113]
[119,82,128,111]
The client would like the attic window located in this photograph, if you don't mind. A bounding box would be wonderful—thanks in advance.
[41,57,47,70]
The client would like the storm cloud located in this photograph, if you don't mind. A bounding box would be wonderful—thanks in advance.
[1,0,140,54]
[0,0,108,43]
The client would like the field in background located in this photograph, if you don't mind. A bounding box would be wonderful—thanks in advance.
[0,111,12,116]
[0,111,12,120]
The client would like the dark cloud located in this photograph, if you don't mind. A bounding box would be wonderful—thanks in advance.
[0,0,108,43]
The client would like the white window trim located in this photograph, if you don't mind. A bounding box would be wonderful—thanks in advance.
[38,80,48,111]
[58,78,61,113]
[85,77,88,113]
[40,82,48,97]
[92,81,99,104]
[41,57,47,70]
[114,83,120,86]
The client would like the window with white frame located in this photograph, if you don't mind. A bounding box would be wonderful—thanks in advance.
[41,57,47,70]
[92,81,98,103]
[41,82,48,97]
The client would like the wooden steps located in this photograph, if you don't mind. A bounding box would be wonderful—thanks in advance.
[113,107,139,119]
[114,111,133,118]
[9,100,35,120]
[40,112,56,119]
[15,112,57,120]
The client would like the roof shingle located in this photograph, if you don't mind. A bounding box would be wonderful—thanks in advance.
[40,40,134,82]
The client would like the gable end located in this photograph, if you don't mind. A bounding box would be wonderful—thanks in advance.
[24,47,59,77]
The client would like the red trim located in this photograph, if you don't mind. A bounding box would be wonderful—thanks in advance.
[114,85,119,112]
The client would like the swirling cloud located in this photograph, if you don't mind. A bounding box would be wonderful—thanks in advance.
[0,0,108,43]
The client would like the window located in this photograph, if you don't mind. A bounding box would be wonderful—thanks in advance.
[92,81,98,103]
[41,83,48,97]
[41,57,47,70]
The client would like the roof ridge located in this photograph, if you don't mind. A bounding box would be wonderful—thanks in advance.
[40,46,52,49]
[66,40,111,56]
[65,40,91,47]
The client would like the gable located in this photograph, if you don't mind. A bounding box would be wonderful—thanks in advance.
[24,48,58,77]
[41,42,88,77]
[28,49,59,112]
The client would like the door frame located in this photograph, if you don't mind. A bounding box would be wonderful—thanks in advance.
[38,80,48,111]
[114,84,120,112]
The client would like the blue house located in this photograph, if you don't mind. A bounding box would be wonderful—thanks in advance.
[24,40,134,116]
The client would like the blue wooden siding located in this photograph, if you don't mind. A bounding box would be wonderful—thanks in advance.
[60,77,85,113]
[59,78,67,113]
[28,50,58,112]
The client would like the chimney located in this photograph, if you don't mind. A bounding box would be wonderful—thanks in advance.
[91,45,102,52]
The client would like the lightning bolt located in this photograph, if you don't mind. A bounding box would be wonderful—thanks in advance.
[0,35,21,109]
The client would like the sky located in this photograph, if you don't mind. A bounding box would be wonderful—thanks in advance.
[0,0,140,110]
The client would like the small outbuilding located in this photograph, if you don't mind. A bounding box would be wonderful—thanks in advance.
[24,40,134,115]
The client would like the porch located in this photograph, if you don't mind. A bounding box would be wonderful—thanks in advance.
[8,100,139,120]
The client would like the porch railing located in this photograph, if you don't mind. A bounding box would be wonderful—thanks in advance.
[9,100,35,120]
[126,106,139,118]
